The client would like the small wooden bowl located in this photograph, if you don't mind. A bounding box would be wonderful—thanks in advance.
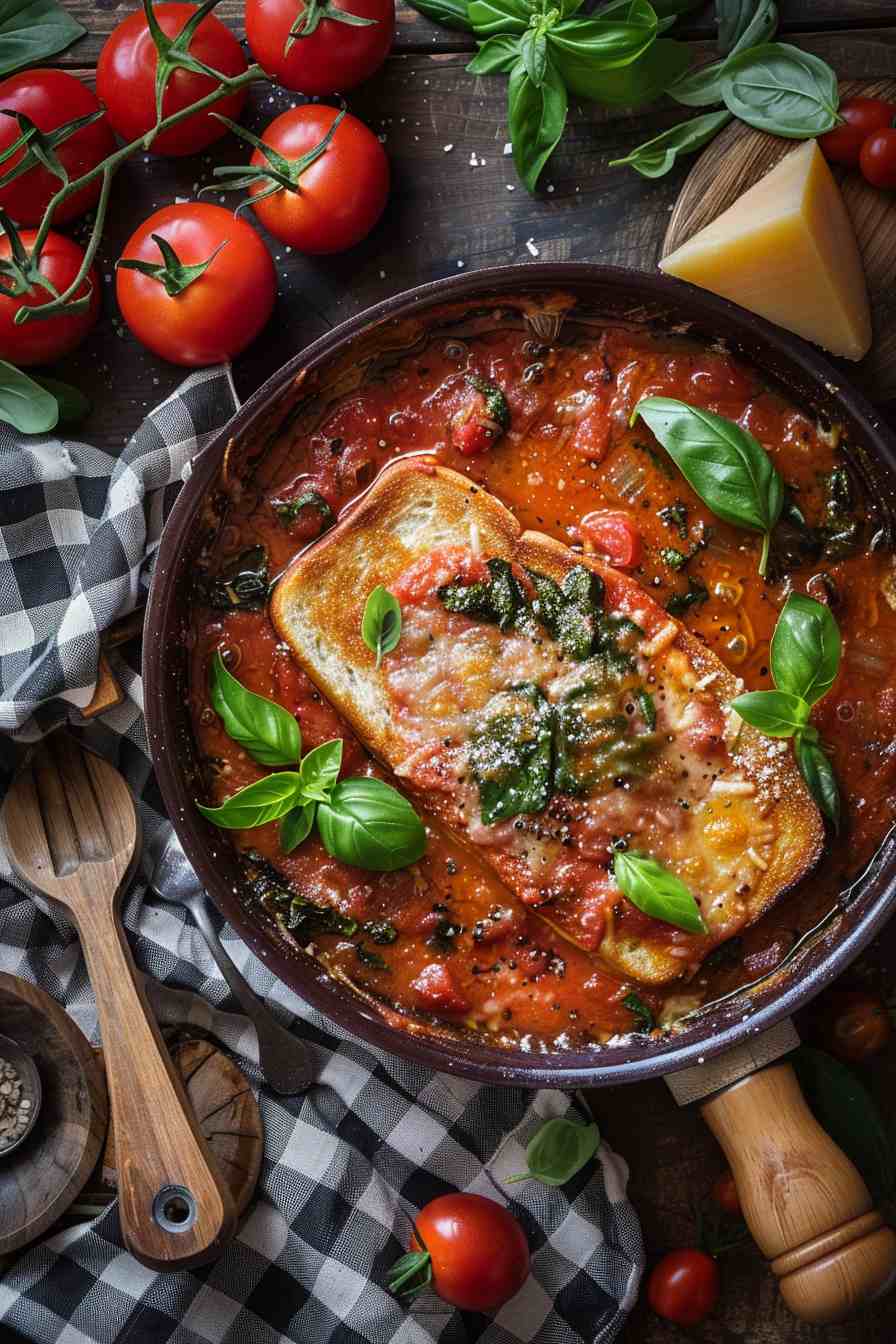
[0,1033,41,1158]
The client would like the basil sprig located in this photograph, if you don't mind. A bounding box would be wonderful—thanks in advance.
[612,849,708,934]
[507,1116,602,1186]
[198,663,426,868]
[731,594,841,828]
[670,0,777,107]
[361,586,402,668]
[631,396,784,577]
[609,109,731,178]
[720,43,841,138]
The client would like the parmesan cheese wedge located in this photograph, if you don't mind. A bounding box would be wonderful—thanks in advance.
[660,139,872,361]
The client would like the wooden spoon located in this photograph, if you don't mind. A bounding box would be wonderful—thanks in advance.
[1,733,236,1270]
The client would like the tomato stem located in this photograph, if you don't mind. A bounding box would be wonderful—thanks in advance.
[285,0,378,50]
[210,104,347,206]
[386,1250,432,1299]
[117,233,229,297]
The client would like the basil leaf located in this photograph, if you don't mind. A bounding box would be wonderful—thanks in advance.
[796,734,840,831]
[210,652,302,767]
[317,778,427,871]
[720,43,840,138]
[507,1117,601,1186]
[0,0,85,77]
[33,376,91,428]
[406,0,473,30]
[361,586,402,668]
[468,0,531,37]
[672,0,776,105]
[299,739,343,802]
[280,800,317,853]
[731,688,809,737]
[771,593,841,707]
[197,772,303,829]
[631,397,784,575]
[791,1048,895,1202]
[467,33,521,74]
[521,27,548,86]
[508,56,567,193]
[716,0,759,54]
[471,683,554,824]
[547,3,658,72]
[206,546,269,612]
[623,990,655,1032]
[609,109,731,177]
[613,849,708,934]
[0,358,58,433]
[558,36,691,105]
[271,489,334,533]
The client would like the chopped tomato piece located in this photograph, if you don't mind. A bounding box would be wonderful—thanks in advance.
[580,511,643,569]
[410,962,469,1015]
[570,407,612,461]
[392,545,488,604]
[453,418,498,456]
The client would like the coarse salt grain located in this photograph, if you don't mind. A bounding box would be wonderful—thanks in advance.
[525,238,539,257]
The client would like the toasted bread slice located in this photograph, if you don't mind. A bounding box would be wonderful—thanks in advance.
[271,460,823,985]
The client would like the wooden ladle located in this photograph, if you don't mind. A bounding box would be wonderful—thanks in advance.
[1,733,236,1270]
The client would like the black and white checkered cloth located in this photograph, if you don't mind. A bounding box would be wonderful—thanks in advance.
[0,368,643,1344]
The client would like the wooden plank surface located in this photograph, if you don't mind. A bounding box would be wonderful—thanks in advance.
[23,3,896,1338]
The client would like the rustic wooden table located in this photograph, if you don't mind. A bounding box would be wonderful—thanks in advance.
[41,2,896,1339]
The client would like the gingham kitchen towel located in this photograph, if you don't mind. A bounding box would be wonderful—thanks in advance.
[0,369,643,1344]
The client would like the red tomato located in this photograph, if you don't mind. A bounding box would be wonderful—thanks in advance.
[243,105,388,254]
[406,1194,529,1312]
[0,230,99,365]
[245,0,394,96]
[647,1250,720,1327]
[711,1170,741,1217]
[824,989,893,1063]
[860,127,896,190]
[453,420,495,456]
[116,203,276,365]
[96,3,247,156]
[580,511,643,568]
[0,70,116,226]
[409,962,469,1015]
[819,97,896,167]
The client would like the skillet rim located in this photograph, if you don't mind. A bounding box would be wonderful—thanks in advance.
[144,262,896,1088]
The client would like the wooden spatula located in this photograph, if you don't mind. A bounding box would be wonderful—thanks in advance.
[1,733,236,1270]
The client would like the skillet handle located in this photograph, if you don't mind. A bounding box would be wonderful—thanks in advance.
[701,1061,896,1324]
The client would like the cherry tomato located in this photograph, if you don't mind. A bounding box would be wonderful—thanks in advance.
[243,105,388,254]
[116,203,276,365]
[647,1250,720,1327]
[245,0,394,96]
[0,230,99,365]
[0,70,116,226]
[819,97,896,167]
[580,511,643,569]
[860,127,896,190]
[824,989,893,1063]
[96,3,247,157]
[711,1170,741,1217]
[402,1194,529,1312]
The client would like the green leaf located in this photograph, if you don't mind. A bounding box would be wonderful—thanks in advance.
[796,734,840,830]
[317,777,427,871]
[672,0,776,105]
[405,0,473,29]
[271,489,334,533]
[361,585,402,669]
[637,689,656,731]
[387,1249,433,1300]
[470,683,554,825]
[613,849,708,934]
[299,739,343,802]
[770,593,841,707]
[0,0,85,77]
[507,56,568,192]
[197,772,304,829]
[716,0,760,53]
[0,358,58,433]
[556,35,691,105]
[206,546,269,612]
[520,27,548,86]
[547,3,658,73]
[210,652,302,767]
[623,990,655,1031]
[280,800,316,853]
[467,33,521,74]
[730,688,809,738]
[507,1116,601,1186]
[720,42,840,138]
[609,109,731,176]
[790,1048,895,1203]
[630,396,784,574]
[468,0,531,37]
[33,376,90,427]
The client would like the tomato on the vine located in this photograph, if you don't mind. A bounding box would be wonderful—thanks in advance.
[234,104,388,254]
[860,127,896,191]
[0,230,100,365]
[819,96,896,167]
[96,2,248,156]
[647,1249,720,1327]
[116,203,276,366]
[0,70,116,226]
[580,511,643,569]
[245,0,394,96]
[388,1193,529,1312]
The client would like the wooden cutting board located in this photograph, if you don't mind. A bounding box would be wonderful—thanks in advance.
[662,79,896,402]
